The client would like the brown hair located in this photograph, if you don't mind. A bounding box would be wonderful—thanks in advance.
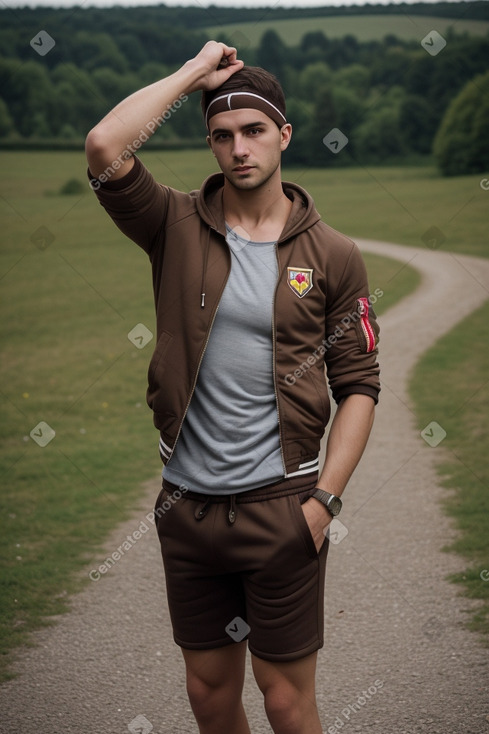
[201,66,286,124]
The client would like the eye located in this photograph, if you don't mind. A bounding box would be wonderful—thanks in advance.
[214,133,230,141]
[247,128,262,136]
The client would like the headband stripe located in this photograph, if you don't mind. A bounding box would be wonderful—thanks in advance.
[205,92,287,129]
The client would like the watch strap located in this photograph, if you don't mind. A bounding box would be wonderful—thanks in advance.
[312,489,342,516]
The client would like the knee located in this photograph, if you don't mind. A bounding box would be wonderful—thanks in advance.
[186,671,238,723]
[186,673,216,719]
[263,684,303,732]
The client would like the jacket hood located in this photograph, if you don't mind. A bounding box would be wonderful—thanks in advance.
[195,172,322,242]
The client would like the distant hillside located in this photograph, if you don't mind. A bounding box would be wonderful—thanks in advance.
[0,2,488,37]
[0,0,488,174]
[205,14,489,47]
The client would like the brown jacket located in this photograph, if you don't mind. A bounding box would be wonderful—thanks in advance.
[89,156,380,475]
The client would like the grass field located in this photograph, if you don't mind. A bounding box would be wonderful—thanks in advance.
[288,164,488,259]
[410,301,489,637]
[205,14,489,46]
[82,150,487,257]
[0,149,485,678]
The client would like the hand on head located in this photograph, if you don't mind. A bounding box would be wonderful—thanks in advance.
[188,41,244,93]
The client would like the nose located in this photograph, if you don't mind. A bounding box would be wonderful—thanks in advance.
[232,134,249,160]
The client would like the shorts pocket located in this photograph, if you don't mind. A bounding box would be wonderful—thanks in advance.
[154,485,166,513]
[154,485,174,540]
[290,494,320,558]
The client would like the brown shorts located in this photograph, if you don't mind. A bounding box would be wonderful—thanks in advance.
[154,473,329,663]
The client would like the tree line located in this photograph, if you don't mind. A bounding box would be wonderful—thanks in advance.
[0,4,488,174]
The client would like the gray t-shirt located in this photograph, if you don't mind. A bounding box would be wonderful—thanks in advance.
[163,225,284,495]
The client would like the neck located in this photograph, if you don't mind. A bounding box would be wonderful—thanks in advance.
[222,167,291,234]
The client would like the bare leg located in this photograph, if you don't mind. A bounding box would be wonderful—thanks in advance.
[182,641,251,734]
[252,651,323,734]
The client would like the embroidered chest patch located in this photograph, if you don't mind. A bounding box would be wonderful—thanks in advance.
[287,267,313,298]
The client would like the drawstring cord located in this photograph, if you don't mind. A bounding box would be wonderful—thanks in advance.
[194,495,238,525]
[200,228,211,309]
[195,498,211,521]
[228,495,236,525]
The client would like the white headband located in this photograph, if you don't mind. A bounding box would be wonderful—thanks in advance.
[205,92,287,129]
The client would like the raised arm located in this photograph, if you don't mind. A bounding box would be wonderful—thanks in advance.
[85,41,243,180]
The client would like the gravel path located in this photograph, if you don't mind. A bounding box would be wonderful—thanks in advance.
[1,240,489,734]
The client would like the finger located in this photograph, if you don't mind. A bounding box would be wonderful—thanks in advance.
[217,46,239,68]
[222,58,245,76]
[220,44,237,58]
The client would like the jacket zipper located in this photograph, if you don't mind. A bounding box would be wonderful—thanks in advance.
[167,235,230,461]
[272,243,287,475]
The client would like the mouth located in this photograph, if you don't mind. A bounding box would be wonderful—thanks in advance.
[233,165,255,173]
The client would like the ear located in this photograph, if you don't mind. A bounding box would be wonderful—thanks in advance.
[206,135,215,156]
[280,123,293,152]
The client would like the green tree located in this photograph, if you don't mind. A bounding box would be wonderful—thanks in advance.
[406,38,489,117]
[116,34,147,70]
[310,86,338,165]
[302,86,355,167]
[299,31,330,65]
[332,87,364,142]
[29,111,51,138]
[354,106,407,162]
[256,29,288,80]
[399,95,437,154]
[297,62,332,100]
[0,60,53,137]
[70,32,129,73]
[281,97,314,166]
[330,34,360,69]
[58,123,78,139]
[370,47,412,89]
[51,63,107,134]
[138,63,171,86]
[433,70,489,176]
[334,64,371,98]
[50,78,79,135]
[92,68,139,108]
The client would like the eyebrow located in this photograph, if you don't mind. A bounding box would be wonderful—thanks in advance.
[211,121,268,137]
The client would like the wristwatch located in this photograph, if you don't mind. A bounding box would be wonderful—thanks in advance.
[312,489,343,517]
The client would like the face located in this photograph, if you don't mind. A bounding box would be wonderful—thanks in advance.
[207,108,292,191]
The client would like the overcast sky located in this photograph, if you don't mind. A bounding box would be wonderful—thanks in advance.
[0,0,462,8]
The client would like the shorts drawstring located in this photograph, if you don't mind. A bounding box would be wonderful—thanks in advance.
[228,494,237,525]
[173,473,319,525]
[194,495,238,524]
[195,498,211,521]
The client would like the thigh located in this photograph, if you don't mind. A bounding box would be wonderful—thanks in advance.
[155,484,247,650]
[243,493,329,663]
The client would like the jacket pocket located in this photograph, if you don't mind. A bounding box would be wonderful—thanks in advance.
[147,330,173,388]
[308,365,329,421]
[354,297,379,354]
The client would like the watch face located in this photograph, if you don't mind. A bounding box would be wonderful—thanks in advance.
[327,495,342,516]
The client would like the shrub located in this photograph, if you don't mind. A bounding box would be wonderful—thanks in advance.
[433,70,489,176]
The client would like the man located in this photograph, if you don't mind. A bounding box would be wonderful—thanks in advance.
[86,40,380,734]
